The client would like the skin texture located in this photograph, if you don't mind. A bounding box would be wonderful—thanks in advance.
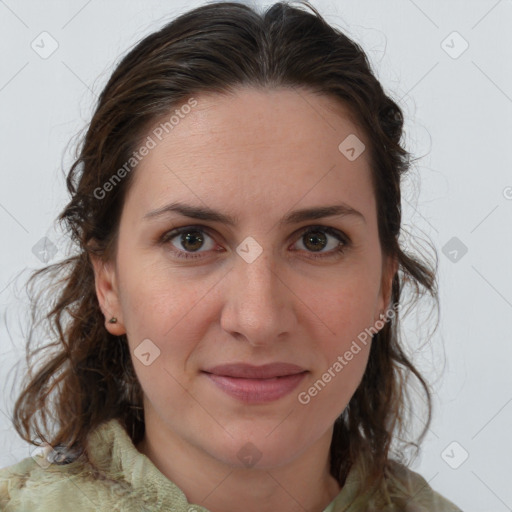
[91,87,397,512]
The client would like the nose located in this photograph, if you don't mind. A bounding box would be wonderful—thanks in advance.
[220,248,295,347]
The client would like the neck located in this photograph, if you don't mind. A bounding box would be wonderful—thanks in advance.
[136,418,342,512]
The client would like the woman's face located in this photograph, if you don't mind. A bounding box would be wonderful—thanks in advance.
[92,87,396,469]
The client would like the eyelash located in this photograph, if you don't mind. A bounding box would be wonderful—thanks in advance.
[159,225,350,261]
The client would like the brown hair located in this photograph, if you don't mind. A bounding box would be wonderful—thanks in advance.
[9,0,438,500]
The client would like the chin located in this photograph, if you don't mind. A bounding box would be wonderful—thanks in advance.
[207,433,301,471]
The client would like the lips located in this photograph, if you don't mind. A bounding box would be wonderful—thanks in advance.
[202,362,306,379]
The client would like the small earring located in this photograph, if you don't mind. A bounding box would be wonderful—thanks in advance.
[108,317,118,324]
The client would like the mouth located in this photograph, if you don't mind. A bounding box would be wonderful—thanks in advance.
[202,362,307,379]
[201,363,308,403]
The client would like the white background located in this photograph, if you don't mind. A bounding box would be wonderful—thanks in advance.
[1,1,511,511]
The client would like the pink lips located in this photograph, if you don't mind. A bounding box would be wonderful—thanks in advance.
[202,363,308,403]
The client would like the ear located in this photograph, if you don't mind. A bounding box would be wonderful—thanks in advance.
[89,254,126,336]
[374,253,398,325]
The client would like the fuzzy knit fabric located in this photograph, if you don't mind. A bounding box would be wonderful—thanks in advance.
[0,418,462,511]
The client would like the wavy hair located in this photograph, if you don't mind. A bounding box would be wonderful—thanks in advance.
[8,0,438,500]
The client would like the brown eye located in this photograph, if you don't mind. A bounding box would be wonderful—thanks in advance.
[178,230,205,252]
[293,226,349,259]
[160,224,349,261]
[303,230,328,252]
[160,226,217,259]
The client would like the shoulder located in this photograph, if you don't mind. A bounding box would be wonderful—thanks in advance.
[0,421,135,511]
[382,459,463,511]
[332,454,463,512]
[0,453,119,511]
[0,419,209,512]
[0,457,36,510]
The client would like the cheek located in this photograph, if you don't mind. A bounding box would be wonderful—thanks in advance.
[303,273,378,401]
[320,293,373,385]
[116,255,217,376]
[307,271,381,340]
[115,248,201,335]
[296,339,371,429]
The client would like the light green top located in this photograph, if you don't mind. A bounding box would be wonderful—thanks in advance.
[0,418,462,511]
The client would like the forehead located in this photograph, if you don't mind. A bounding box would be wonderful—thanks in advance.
[123,87,376,225]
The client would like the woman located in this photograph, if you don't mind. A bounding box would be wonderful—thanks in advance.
[0,1,462,510]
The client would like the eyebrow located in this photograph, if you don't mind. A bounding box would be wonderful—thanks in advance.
[143,201,366,226]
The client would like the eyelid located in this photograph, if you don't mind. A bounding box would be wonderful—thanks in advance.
[159,223,350,259]
[161,223,349,240]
